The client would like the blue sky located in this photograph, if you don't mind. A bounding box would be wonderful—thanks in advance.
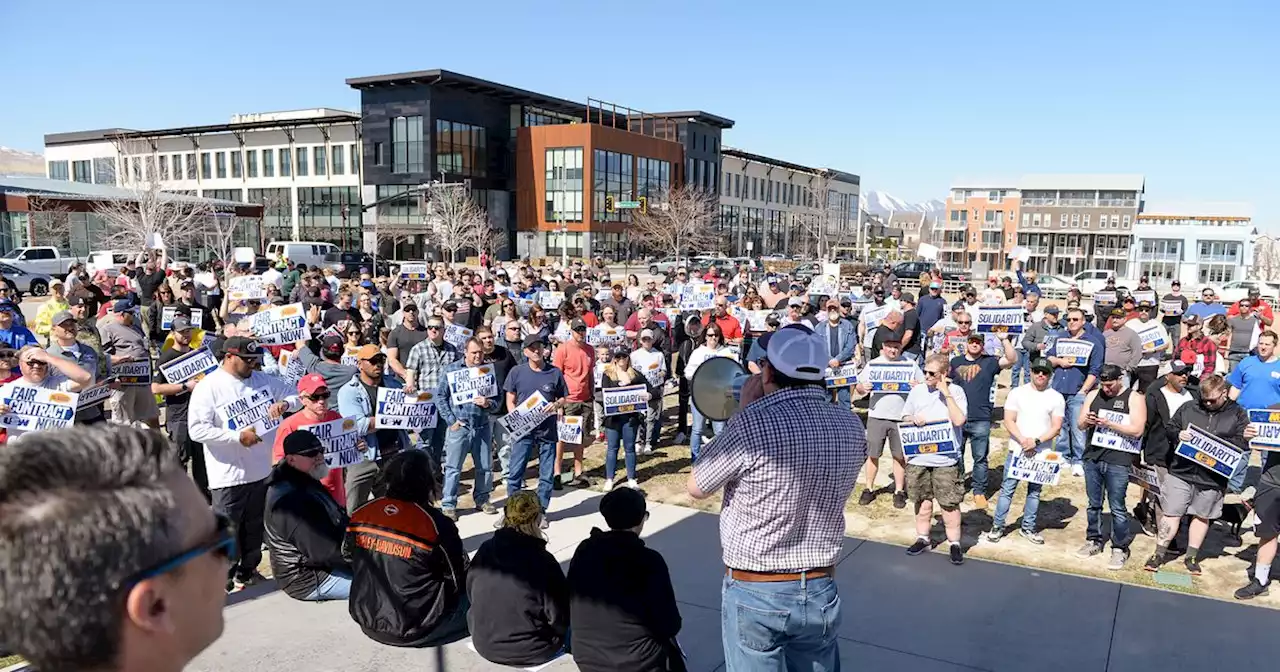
[2,0,1276,225]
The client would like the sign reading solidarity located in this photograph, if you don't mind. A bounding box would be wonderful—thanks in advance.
[1131,289,1157,305]
[1090,410,1141,454]
[161,306,204,330]
[446,365,497,405]
[1175,423,1244,479]
[975,306,1025,334]
[1133,321,1168,353]
[557,415,584,444]
[1128,464,1162,495]
[678,284,715,311]
[158,347,218,385]
[76,379,114,409]
[863,361,920,394]
[300,417,370,468]
[587,325,626,349]
[399,263,430,281]
[1054,338,1094,367]
[1248,409,1280,452]
[443,324,473,350]
[900,421,960,458]
[216,386,280,440]
[114,360,152,386]
[0,385,78,432]
[825,363,859,389]
[538,291,565,309]
[1005,449,1065,486]
[375,388,437,431]
[227,275,267,302]
[499,390,553,441]
[603,384,648,416]
[250,303,309,345]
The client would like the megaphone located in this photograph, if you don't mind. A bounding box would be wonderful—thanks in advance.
[691,356,751,422]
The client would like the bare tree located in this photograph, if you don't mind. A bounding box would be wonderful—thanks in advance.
[92,178,216,254]
[27,201,74,250]
[630,185,719,262]
[1255,235,1279,281]
[202,213,242,269]
[426,185,488,264]
[798,171,856,261]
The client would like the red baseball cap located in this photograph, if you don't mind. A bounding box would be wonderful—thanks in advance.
[297,373,328,396]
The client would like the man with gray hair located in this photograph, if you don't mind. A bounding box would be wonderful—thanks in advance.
[0,426,232,672]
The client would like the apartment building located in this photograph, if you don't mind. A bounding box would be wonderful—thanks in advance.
[886,212,933,252]
[1014,174,1145,277]
[937,183,1020,270]
[1132,204,1254,286]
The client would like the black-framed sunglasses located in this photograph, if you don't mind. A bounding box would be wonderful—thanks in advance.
[924,370,943,378]
[123,513,236,587]
[426,324,444,331]
[307,391,332,401]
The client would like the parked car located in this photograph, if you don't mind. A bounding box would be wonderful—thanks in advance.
[1071,270,1130,296]
[0,262,53,297]
[1,246,80,277]
[1033,273,1074,295]
[337,252,392,279]
[648,257,685,276]
[1219,280,1280,304]
[890,261,970,284]
[760,254,787,262]
[264,241,344,274]
[86,250,137,276]
[793,262,822,284]
[728,256,759,275]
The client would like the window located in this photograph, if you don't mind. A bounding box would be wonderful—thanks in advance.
[1122,215,1130,229]
[157,156,168,181]
[952,189,965,203]
[47,160,69,180]
[389,116,425,174]
[1070,213,1079,228]
[231,151,242,179]
[1022,213,1030,227]
[1060,214,1068,227]
[196,153,209,180]
[130,157,142,181]
[1110,215,1119,228]
[246,150,258,178]
[92,158,116,185]
[544,147,583,222]
[249,188,293,241]
[331,145,344,175]
[215,152,227,179]
[314,146,326,176]
[263,149,274,177]
[296,187,361,249]
[350,143,359,174]
[279,148,291,177]
[171,155,182,180]
[296,147,308,177]
[592,149,634,223]
[373,142,384,166]
[1083,214,1090,227]
[145,156,156,180]
[734,173,741,198]
[71,160,92,183]
[989,190,1003,203]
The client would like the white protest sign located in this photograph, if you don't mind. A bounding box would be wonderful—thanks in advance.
[975,305,1025,334]
[552,323,572,343]
[863,361,920,394]
[1128,464,1162,495]
[1160,298,1184,316]
[1093,290,1117,305]
[1007,246,1031,262]
[808,265,840,297]
[1175,423,1244,479]
[443,324,473,350]
[233,247,256,264]
[1248,409,1280,452]
[300,417,370,468]
[538,291,565,310]
[150,232,165,249]
[1006,449,1065,486]
[399,263,430,281]
[249,303,309,345]
[900,421,960,458]
[227,275,267,302]
[1133,321,1168,353]
[276,349,307,386]
[917,243,939,260]
[744,310,773,332]
[341,346,361,368]
[114,360,152,386]
[1132,289,1157,306]
[861,303,893,331]
[499,390,554,441]
[158,347,217,385]
[1054,338,1094,367]
[375,388,437,430]
[1090,410,1141,454]
[161,306,204,330]
[216,385,280,440]
[515,297,535,316]
[603,384,648,416]
[825,363,859,389]
[640,359,664,387]
[678,284,715,311]
[587,325,626,349]
[0,385,78,433]
[76,380,114,409]
[557,415,584,444]
[446,365,497,405]
[91,253,118,276]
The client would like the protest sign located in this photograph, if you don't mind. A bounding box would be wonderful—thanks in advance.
[1248,409,1280,452]
[300,417,370,468]
[1174,423,1245,479]
[538,291,565,310]
[900,421,960,458]
[1132,289,1157,306]
[446,365,497,404]
[233,247,255,264]
[558,415,584,444]
[1054,338,1094,367]
[744,310,773,332]
[1089,409,1141,454]
[158,347,217,385]
[825,363,859,389]
[499,390,553,441]
[1007,246,1031,262]
[216,385,280,438]
[603,384,648,416]
[227,275,267,302]
[341,346,361,367]
[0,385,78,432]
[587,325,626,349]
[514,297,535,316]
[399,263,430,281]
[1160,299,1184,316]
[374,388,437,431]
[807,265,839,297]
[1006,449,1065,486]
[975,305,1025,334]
[949,333,1001,358]
[640,359,664,387]
[276,349,307,386]
[863,361,920,394]
[443,324,473,349]
[861,303,892,331]
[91,253,118,276]
[1128,464,1161,495]
[161,306,204,330]
[678,284,715,311]
[1093,290,1117,305]
[917,243,939,260]
[250,303,309,345]
[552,323,573,343]
[1133,321,1168,353]
[114,360,152,386]
[76,379,114,409]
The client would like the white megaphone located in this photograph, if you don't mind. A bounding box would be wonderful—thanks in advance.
[690,356,752,422]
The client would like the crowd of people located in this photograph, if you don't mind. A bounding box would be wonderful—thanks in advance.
[1,249,1279,671]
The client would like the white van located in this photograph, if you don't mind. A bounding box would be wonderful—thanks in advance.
[264,241,344,273]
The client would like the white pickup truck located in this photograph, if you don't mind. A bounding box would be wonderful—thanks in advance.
[1,246,81,277]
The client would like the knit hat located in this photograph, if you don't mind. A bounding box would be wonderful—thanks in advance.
[503,490,543,527]
[599,487,647,530]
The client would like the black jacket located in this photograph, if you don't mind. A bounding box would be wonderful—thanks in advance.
[1143,377,1196,467]
[484,345,518,396]
[467,528,569,667]
[568,529,685,672]
[264,463,351,600]
[600,370,646,431]
[1166,397,1249,491]
[344,497,468,647]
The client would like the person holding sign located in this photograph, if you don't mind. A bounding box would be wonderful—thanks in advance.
[46,309,111,427]
[1126,304,1170,392]
[816,298,858,410]
[152,317,209,499]
[855,334,923,508]
[99,296,161,430]
[437,339,501,521]
[404,316,461,465]
[274,374,348,507]
[1235,403,1280,598]
[988,358,1066,544]
[950,332,1016,508]
[1224,330,1280,492]
[630,329,667,455]
[1076,364,1147,569]
[1161,280,1189,345]
[600,345,648,492]
[1047,308,1106,475]
[1145,375,1250,575]
[900,354,969,565]
[504,336,569,513]
[551,317,596,488]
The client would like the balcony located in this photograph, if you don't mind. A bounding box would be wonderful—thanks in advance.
[940,218,968,230]
[980,221,1003,231]
[939,239,967,250]
[1026,245,1050,255]
[1198,254,1240,263]
[979,242,1001,251]
[1022,198,1057,206]
[1059,246,1087,256]
[1099,198,1138,208]
[1096,248,1130,258]
[1137,251,1181,262]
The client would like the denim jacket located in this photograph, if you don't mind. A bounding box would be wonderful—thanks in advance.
[815,319,857,363]
[337,375,412,455]
[436,359,502,427]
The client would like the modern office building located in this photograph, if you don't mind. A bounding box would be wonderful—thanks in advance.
[937,183,1021,270]
[345,69,733,259]
[1131,204,1254,286]
[717,147,860,257]
[1014,174,1145,277]
[43,109,362,249]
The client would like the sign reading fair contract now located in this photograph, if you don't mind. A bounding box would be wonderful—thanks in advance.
[0,385,78,432]
[1175,423,1244,479]
[603,384,648,416]
[863,361,919,393]
[1006,449,1065,486]
[375,388,437,431]
[558,415,584,444]
[1054,338,1094,367]
[447,365,497,405]
[900,421,960,458]
[1248,409,1280,452]
[1090,410,1141,454]
[250,303,309,345]
[975,306,1024,334]
[678,284,715,311]
[217,386,281,439]
[301,417,369,468]
[587,325,626,349]
[500,390,553,441]
[158,347,218,385]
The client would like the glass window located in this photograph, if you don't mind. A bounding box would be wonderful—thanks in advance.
[198,153,210,180]
[71,160,92,183]
[734,173,741,198]
[592,149,635,223]
[434,119,485,177]
[373,142,384,166]
[246,150,258,178]
[92,158,116,185]
[231,151,242,179]
[248,188,293,242]
[131,157,142,182]
[331,145,344,175]
[157,156,168,181]
[544,147,584,222]
[296,147,308,177]
[47,160,69,180]
[296,186,361,249]
[263,149,274,177]
[171,155,182,180]
[314,146,326,176]
[279,148,291,177]
[350,143,360,173]
[389,116,426,174]
[215,152,227,179]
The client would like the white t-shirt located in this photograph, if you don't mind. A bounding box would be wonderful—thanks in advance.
[901,382,968,467]
[859,356,925,420]
[1159,386,1193,418]
[261,267,284,290]
[630,348,666,387]
[1004,383,1066,452]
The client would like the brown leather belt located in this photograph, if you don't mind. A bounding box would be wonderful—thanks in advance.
[726,566,834,582]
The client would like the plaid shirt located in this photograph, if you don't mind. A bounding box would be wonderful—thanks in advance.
[405,338,460,390]
[1176,335,1217,378]
[694,386,866,572]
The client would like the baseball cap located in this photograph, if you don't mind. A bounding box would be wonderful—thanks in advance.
[321,334,344,356]
[611,344,631,360]
[1043,305,1060,315]
[929,282,942,289]
[1099,364,1124,382]
[1169,361,1192,376]
[1109,308,1127,318]
[787,297,804,308]
[66,295,87,307]
[111,296,137,313]
[521,334,547,350]
[639,328,655,341]
[599,487,647,530]
[966,334,985,344]
[170,316,194,332]
[50,278,64,287]
[765,325,826,381]
[51,310,75,326]
[1182,315,1201,326]
[1137,302,1154,310]
[360,280,374,289]
[297,373,329,396]
[282,430,323,457]
[570,317,588,331]
[1171,280,1181,287]
[442,300,458,312]
[1030,358,1054,374]
[899,292,916,304]
[179,279,195,289]
[1249,287,1262,296]
[355,344,383,361]
[222,336,264,359]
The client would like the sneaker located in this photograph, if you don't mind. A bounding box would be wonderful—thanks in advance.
[1019,529,1045,545]
[1071,464,1085,477]
[675,431,687,444]
[949,544,964,565]
[568,473,592,488]
[1107,548,1129,571]
[906,537,930,556]
[1234,578,1270,600]
[858,489,876,506]
[624,479,641,490]
[602,478,615,492]
[493,515,506,529]
[1075,540,1104,558]
[1139,515,1157,537]
[642,444,654,455]
[553,474,564,491]
[442,508,458,522]
[1143,554,1163,572]
[233,572,267,592]
[973,493,988,509]
[892,491,908,509]
[987,527,1005,543]
[481,502,498,515]
[1185,556,1203,576]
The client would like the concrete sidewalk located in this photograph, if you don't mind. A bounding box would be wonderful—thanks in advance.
[191,489,1280,671]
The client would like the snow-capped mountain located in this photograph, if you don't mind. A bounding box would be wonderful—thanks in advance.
[860,189,945,217]
[0,147,44,176]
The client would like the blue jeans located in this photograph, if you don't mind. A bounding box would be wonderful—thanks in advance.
[419,421,449,470]
[638,400,663,447]
[1229,447,1250,493]
[1011,350,1030,387]
[304,570,352,601]
[959,419,991,496]
[721,574,842,671]
[442,421,493,511]
[832,386,851,410]
[509,434,557,509]
[1083,459,1131,549]
[1056,392,1087,465]
[491,417,510,477]
[992,475,1043,534]
[690,405,726,462]
[604,420,638,481]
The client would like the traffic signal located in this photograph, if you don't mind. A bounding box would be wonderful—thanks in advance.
[605,195,615,213]
[639,196,647,213]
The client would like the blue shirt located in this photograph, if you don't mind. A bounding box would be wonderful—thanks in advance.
[1047,327,1105,396]
[502,363,568,442]
[1016,269,1042,298]
[950,354,1002,421]
[1185,301,1228,321]
[1226,355,1280,411]
[916,294,947,335]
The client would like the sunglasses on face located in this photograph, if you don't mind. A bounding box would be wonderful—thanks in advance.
[125,513,236,586]
[956,321,971,325]
[1067,317,1083,322]
[308,392,331,401]
[427,325,444,330]
[924,370,943,377]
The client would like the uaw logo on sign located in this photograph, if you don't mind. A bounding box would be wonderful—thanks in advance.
[1175,423,1244,479]
[500,390,553,441]
[1054,338,1094,367]
[0,385,78,432]
[250,303,309,345]
[446,365,497,405]
[217,386,280,440]
[1006,449,1065,486]
[864,361,920,394]
[603,384,648,416]
[1090,410,1141,454]
[158,347,218,385]
[825,363,859,389]
[899,421,960,458]
[301,417,369,468]
[114,360,152,386]
[1248,409,1280,452]
[975,306,1024,334]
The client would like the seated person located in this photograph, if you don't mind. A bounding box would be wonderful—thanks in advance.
[467,491,569,667]
[345,450,470,647]
[569,487,685,672]
[264,431,352,601]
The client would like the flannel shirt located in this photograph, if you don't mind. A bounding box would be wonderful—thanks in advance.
[405,338,460,391]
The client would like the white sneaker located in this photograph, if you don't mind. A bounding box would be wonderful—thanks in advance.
[625,479,641,490]
[602,478,615,492]
[1072,464,1084,477]
[641,444,653,455]
[675,431,687,444]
